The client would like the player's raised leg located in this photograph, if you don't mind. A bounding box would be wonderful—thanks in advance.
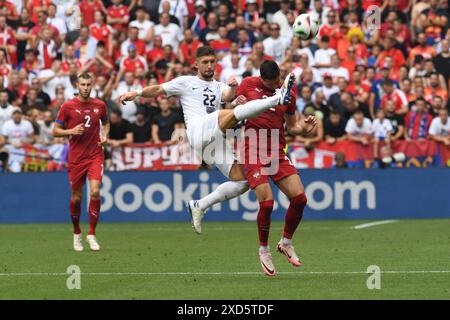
[217,72,296,132]
[70,187,83,252]
[275,174,307,267]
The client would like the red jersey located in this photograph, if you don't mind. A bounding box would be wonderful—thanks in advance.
[380,89,408,112]
[28,0,52,24]
[90,23,112,46]
[180,40,202,65]
[56,97,108,164]
[80,0,104,26]
[120,56,148,74]
[237,76,296,160]
[319,24,341,49]
[107,5,129,32]
[147,47,165,65]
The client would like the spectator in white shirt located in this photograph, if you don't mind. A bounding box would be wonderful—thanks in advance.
[372,108,393,160]
[47,3,67,38]
[345,110,373,146]
[0,90,19,131]
[220,53,245,84]
[38,59,71,100]
[112,72,142,123]
[429,108,450,146]
[263,23,290,64]
[318,72,339,100]
[154,13,184,53]
[272,0,292,39]
[314,35,336,69]
[158,0,189,30]
[130,6,154,44]
[323,54,350,83]
[1,109,35,148]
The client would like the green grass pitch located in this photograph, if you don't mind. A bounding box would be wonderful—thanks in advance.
[1,219,450,299]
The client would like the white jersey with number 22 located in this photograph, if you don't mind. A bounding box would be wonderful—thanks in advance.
[161,76,229,130]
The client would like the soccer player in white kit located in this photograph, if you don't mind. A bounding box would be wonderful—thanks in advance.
[119,46,295,234]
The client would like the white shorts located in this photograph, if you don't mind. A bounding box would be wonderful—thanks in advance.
[187,111,236,178]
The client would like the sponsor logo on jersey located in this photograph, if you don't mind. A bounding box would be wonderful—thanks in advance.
[94,109,99,114]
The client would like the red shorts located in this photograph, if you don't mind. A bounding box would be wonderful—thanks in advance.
[67,158,104,191]
[243,155,298,189]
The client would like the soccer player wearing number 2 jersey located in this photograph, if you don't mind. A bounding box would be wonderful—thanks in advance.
[119,46,296,234]
[53,73,110,252]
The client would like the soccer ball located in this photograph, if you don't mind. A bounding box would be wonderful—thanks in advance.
[293,13,321,40]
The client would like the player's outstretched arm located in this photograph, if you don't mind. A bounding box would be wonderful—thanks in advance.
[53,123,84,137]
[286,115,318,136]
[119,85,166,105]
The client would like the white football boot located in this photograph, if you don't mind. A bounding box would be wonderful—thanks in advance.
[73,233,84,252]
[187,200,205,235]
[86,235,101,251]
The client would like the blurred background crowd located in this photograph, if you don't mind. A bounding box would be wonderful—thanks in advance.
[0,0,449,172]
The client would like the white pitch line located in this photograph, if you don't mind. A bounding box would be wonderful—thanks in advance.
[352,220,399,230]
[1,270,450,277]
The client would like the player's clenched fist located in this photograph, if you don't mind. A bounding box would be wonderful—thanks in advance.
[227,77,239,88]
[70,124,84,135]
[119,91,138,105]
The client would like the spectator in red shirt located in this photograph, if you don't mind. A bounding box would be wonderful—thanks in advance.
[120,27,146,58]
[17,48,39,75]
[348,69,371,104]
[107,0,130,34]
[84,41,114,78]
[408,32,437,66]
[30,10,60,46]
[210,27,231,58]
[90,11,113,56]
[146,35,165,69]
[179,29,202,65]
[120,44,148,75]
[0,15,17,67]
[61,45,82,74]
[34,26,58,70]
[319,10,341,50]
[405,97,432,140]
[27,0,52,24]
[0,49,12,85]
[377,37,406,73]
[380,79,409,116]
[0,0,19,21]
[80,0,107,27]
[341,46,358,79]
[424,72,448,103]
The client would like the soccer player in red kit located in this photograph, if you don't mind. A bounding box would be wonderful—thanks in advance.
[53,73,109,252]
[237,60,316,276]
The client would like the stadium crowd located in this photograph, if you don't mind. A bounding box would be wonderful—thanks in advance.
[0,0,449,172]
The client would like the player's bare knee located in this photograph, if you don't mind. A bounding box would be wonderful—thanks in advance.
[90,190,101,200]
[71,193,82,204]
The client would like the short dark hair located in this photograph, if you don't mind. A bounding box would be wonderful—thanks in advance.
[382,79,393,87]
[78,73,93,80]
[196,46,216,59]
[415,97,426,104]
[260,60,280,81]
[321,35,330,43]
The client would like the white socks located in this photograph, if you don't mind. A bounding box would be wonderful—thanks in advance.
[233,95,279,121]
[197,180,249,211]
[282,237,292,246]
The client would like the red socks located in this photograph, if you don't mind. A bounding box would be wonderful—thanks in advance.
[70,200,81,235]
[257,200,274,247]
[88,199,101,235]
[283,193,307,239]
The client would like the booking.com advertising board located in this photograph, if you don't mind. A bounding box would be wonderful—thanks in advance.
[1,168,449,223]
